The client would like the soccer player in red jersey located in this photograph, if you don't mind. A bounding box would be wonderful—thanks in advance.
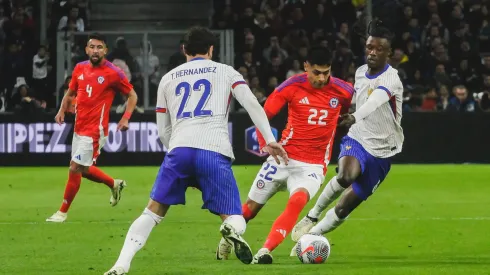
[215,46,354,263]
[46,33,138,223]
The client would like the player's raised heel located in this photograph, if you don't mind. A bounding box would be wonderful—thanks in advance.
[291,215,317,241]
[103,267,126,275]
[220,223,253,264]
[216,237,233,260]
[252,248,273,264]
[110,180,127,207]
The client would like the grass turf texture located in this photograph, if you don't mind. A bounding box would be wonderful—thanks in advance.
[1,165,490,275]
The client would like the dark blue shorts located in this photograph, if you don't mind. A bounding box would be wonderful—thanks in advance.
[150,147,242,215]
[338,136,391,200]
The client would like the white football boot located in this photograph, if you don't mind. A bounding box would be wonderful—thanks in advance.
[216,237,234,260]
[110,179,127,207]
[291,215,318,242]
[219,223,253,264]
[252,248,273,264]
[46,211,67,223]
[103,267,126,275]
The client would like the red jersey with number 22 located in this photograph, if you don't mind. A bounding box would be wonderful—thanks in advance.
[257,73,354,171]
[69,60,133,139]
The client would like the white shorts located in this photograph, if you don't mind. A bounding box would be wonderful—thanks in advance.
[71,133,106,166]
[247,157,326,204]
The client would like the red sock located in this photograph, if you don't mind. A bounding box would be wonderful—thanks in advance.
[242,203,257,222]
[82,166,114,188]
[263,191,308,252]
[59,171,82,213]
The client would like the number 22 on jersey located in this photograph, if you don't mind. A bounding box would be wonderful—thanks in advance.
[308,108,328,125]
[175,79,213,119]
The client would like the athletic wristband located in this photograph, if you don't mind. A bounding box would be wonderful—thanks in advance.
[122,111,132,120]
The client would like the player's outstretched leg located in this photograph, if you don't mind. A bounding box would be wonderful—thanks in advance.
[105,200,167,275]
[310,186,363,234]
[291,175,345,241]
[46,162,86,222]
[216,202,261,261]
[219,215,253,264]
[82,166,126,206]
[252,190,309,264]
[291,155,361,241]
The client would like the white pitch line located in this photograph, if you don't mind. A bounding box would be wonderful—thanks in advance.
[1,217,490,225]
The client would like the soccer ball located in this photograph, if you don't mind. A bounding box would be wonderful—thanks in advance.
[295,233,331,264]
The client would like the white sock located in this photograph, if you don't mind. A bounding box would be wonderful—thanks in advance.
[308,176,345,219]
[310,208,346,234]
[222,215,246,235]
[113,208,163,272]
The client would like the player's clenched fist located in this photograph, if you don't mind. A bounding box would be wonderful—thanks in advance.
[55,111,65,125]
[262,142,289,165]
[117,118,129,131]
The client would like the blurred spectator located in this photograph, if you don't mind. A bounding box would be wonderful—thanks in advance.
[31,45,50,103]
[57,6,84,31]
[262,35,288,63]
[167,39,186,72]
[8,83,46,114]
[436,85,450,111]
[285,59,302,79]
[136,40,160,104]
[447,85,476,112]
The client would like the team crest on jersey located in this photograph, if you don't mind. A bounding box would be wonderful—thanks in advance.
[97,76,105,84]
[329,97,339,108]
[256,180,265,189]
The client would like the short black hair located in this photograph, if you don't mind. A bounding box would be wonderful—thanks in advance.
[306,46,333,66]
[367,19,394,46]
[87,33,106,45]
[183,26,216,56]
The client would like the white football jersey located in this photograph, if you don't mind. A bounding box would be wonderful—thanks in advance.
[156,58,245,159]
[348,64,404,158]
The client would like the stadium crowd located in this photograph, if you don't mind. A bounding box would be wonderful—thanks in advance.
[0,0,90,113]
[212,0,490,112]
[1,0,490,114]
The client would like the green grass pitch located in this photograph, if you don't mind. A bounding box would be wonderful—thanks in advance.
[1,164,490,275]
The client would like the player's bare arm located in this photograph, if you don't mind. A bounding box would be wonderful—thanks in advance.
[55,88,77,124]
[117,89,138,131]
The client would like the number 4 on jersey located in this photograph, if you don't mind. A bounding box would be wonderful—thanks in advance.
[175,79,213,119]
[86,84,92,97]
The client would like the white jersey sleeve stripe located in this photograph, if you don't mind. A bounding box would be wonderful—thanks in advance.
[156,107,167,113]
[377,85,393,97]
[232,80,247,89]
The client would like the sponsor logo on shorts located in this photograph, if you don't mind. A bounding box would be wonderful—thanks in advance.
[345,145,352,150]
[256,179,265,189]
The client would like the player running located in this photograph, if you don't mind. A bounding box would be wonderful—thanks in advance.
[46,33,138,223]
[104,26,288,275]
[215,46,354,264]
[291,19,404,243]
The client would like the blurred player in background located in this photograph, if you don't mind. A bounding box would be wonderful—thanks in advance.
[216,46,354,264]
[46,33,138,223]
[104,26,288,275]
[292,19,404,242]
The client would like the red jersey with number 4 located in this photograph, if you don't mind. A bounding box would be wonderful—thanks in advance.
[69,60,133,138]
[257,73,354,170]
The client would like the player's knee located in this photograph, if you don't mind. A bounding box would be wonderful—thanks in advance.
[336,171,356,188]
[69,162,85,173]
[288,190,309,207]
[334,204,350,219]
